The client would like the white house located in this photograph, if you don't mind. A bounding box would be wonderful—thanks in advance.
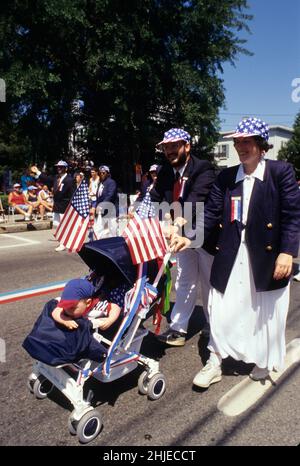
[213,125,293,168]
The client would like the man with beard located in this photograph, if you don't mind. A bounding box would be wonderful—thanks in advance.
[151,128,215,346]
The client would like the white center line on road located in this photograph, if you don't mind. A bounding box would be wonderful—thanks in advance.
[217,338,300,417]
[0,234,40,249]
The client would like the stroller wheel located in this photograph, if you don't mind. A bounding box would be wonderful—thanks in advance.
[68,413,78,435]
[27,373,38,393]
[138,371,149,395]
[76,410,102,444]
[147,373,166,401]
[33,375,54,399]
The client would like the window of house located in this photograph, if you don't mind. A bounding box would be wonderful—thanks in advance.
[217,144,228,158]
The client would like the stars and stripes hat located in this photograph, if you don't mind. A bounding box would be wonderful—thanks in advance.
[59,278,95,310]
[99,165,110,173]
[55,160,68,167]
[149,164,159,172]
[157,128,191,149]
[225,117,269,141]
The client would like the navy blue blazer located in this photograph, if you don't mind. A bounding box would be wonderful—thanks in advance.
[38,172,75,214]
[204,159,300,293]
[150,155,215,231]
[96,176,119,217]
[53,174,75,214]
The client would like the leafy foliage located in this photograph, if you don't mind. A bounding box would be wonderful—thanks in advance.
[0,0,252,190]
[278,111,300,178]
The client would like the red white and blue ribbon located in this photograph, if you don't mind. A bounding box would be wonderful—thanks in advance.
[0,280,67,305]
[102,263,147,377]
[230,196,242,222]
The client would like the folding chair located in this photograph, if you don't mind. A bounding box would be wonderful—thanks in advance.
[0,198,8,223]
[8,205,15,222]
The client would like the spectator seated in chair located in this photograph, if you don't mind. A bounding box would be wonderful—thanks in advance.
[37,184,53,219]
[8,183,33,221]
[26,185,44,219]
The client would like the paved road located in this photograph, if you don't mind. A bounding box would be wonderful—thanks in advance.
[0,229,299,447]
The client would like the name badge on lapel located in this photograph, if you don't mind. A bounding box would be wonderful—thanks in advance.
[179,176,188,198]
[231,196,242,222]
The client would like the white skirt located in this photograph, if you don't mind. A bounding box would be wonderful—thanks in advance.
[208,241,290,370]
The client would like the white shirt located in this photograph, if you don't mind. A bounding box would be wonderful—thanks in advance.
[173,161,188,179]
[235,159,265,233]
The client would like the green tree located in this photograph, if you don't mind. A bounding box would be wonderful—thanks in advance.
[0,0,252,190]
[278,111,300,179]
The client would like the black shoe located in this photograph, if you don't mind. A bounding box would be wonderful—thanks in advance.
[200,322,210,338]
[156,329,186,346]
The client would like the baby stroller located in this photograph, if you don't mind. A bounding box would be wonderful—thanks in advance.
[24,236,170,444]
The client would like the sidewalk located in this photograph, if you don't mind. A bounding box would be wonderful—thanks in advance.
[0,214,53,234]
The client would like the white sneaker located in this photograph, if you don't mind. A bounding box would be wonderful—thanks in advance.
[249,366,269,381]
[55,244,66,252]
[24,215,30,221]
[193,361,222,388]
[293,272,300,282]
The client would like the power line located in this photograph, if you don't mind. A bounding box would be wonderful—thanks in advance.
[219,112,296,117]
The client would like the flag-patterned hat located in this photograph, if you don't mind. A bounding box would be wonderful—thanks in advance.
[157,128,191,149]
[55,160,68,167]
[149,164,159,172]
[225,117,269,141]
[99,165,110,173]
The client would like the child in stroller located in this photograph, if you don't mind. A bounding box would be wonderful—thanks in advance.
[24,236,169,444]
[52,277,124,331]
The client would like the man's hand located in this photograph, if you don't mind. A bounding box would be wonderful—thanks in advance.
[162,224,178,240]
[30,165,39,175]
[169,234,191,253]
[173,216,187,227]
[273,253,293,280]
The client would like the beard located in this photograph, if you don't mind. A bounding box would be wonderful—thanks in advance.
[170,151,187,168]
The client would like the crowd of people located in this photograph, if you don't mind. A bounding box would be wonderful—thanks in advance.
[7,182,54,221]
[15,118,300,390]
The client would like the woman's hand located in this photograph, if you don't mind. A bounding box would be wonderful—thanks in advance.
[273,253,293,280]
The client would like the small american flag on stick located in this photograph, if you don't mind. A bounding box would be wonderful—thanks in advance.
[54,180,90,252]
[122,213,168,265]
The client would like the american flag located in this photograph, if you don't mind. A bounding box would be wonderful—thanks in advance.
[54,180,90,252]
[122,212,168,265]
[135,190,156,218]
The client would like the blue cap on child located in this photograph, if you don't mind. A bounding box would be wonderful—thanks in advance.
[59,278,95,310]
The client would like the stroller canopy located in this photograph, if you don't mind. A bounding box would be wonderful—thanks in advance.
[79,237,136,286]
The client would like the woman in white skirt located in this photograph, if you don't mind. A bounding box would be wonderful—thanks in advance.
[171,117,300,386]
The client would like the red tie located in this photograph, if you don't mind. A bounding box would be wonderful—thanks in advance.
[173,171,181,201]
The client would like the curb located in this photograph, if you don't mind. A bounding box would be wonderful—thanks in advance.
[0,220,53,234]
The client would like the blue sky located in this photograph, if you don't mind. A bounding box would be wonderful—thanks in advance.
[219,0,300,131]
